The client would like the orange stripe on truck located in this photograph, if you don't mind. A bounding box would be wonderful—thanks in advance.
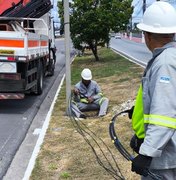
[0,39,24,47]
[41,41,48,46]
[28,40,39,47]
[0,39,48,48]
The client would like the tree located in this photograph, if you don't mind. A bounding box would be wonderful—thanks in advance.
[58,1,64,35]
[111,0,133,33]
[59,0,132,61]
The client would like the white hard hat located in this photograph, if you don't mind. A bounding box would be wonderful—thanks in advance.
[81,68,92,80]
[137,1,176,34]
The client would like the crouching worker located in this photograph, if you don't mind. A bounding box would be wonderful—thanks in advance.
[71,68,109,119]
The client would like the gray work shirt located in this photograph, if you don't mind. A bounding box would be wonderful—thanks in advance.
[75,80,102,101]
[140,42,176,169]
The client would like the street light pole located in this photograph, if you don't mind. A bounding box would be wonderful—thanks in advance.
[143,0,146,14]
[64,0,71,113]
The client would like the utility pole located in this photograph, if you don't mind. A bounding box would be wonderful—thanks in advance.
[64,0,71,113]
[142,0,146,43]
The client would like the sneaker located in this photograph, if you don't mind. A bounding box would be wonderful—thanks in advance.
[98,113,106,117]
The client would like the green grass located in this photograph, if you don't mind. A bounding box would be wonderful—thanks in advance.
[71,47,141,85]
[60,172,71,179]
[30,47,143,180]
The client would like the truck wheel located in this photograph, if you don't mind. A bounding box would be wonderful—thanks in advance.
[49,59,55,76]
[36,61,43,95]
[48,49,56,76]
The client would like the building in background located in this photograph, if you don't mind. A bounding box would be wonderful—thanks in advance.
[51,0,60,29]
[131,0,156,29]
[131,0,176,29]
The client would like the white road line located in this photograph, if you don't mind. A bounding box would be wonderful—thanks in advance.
[23,74,66,180]
[111,47,147,68]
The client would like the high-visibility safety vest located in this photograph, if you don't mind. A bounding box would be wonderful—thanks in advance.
[132,85,144,139]
[132,43,176,139]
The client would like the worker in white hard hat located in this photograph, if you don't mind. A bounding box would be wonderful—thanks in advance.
[71,68,109,119]
[129,1,176,179]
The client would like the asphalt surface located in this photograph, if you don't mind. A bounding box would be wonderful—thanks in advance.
[110,37,152,66]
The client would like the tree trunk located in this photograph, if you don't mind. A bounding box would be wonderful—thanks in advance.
[89,42,99,61]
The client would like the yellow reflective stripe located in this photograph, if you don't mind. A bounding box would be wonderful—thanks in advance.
[144,114,176,129]
[80,98,88,103]
[99,97,105,105]
[98,92,103,96]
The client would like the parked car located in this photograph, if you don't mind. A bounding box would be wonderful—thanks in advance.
[115,33,121,39]
[55,30,60,38]
[109,32,116,37]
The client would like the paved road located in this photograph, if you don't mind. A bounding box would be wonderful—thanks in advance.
[1,39,66,180]
[110,37,152,66]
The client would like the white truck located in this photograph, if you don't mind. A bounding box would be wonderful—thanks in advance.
[0,0,56,99]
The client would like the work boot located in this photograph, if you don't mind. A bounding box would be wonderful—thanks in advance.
[79,114,87,119]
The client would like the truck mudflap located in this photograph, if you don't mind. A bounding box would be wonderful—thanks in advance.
[0,71,25,100]
[0,93,24,99]
[0,73,25,92]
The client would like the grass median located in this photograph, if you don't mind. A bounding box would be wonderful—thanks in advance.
[30,47,143,180]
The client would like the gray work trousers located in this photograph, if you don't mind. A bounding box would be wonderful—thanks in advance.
[71,97,109,118]
[141,168,176,180]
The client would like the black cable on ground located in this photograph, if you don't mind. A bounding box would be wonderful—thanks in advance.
[68,93,125,180]
[109,111,163,180]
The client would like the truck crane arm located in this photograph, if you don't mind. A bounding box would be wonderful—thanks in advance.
[0,0,52,18]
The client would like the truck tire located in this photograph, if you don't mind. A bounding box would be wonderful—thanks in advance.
[36,61,43,95]
[48,48,56,76]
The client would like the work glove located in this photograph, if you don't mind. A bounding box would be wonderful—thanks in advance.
[87,96,94,103]
[128,106,134,119]
[130,134,144,154]
[132,154,152,177]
